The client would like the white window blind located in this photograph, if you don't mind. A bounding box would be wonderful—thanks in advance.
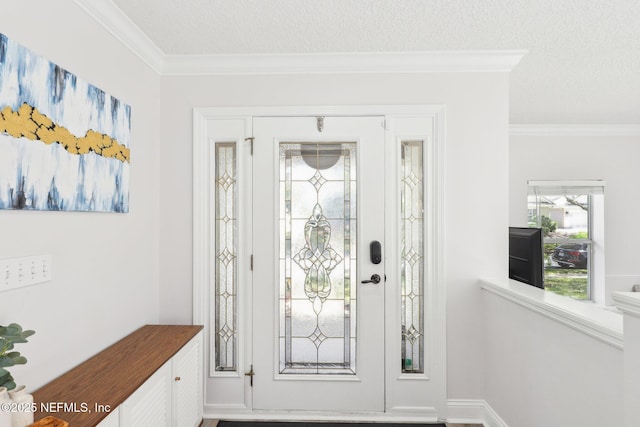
[528,180,605,196]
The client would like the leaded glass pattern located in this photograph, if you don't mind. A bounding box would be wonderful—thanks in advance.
[279,143,357,375]
[214,142,237,371]
[401,140,424,374]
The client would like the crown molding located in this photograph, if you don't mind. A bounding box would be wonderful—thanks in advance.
[161,50,527,75]
[510,124,640,136]
[74,0,165,73]
[74,1,525,76]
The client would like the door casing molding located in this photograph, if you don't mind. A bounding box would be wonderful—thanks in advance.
[193,105,447,421]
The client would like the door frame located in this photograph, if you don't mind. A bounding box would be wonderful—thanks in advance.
[193,105,446,422]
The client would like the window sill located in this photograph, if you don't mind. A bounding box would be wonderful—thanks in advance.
[480,278,623,349]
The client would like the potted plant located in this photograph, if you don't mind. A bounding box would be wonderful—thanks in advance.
[0,323,35,390]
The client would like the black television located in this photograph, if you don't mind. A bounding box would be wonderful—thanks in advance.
[508,227,544,289]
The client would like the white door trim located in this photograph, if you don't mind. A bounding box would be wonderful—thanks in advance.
[193,105,447,421]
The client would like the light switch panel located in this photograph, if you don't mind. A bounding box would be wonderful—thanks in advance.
[0,254,52,292]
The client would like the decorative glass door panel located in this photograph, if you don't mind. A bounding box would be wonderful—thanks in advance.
[279,143,357,375]
[400,141,424,374]
[214,142,238,372]
[252,116,385,412]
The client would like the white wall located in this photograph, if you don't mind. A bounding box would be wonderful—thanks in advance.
[497,136,637,425]
[158,72,510,401]
[510,134,640,304]
[484,291,624,427]
[0,1,161,389]
[615,295,640,427]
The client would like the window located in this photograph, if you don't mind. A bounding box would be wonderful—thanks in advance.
[214,142,238,371]
[528,181,605,301]
[400,140,425,374]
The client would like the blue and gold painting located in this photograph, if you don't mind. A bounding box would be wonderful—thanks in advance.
[0,33,131,212]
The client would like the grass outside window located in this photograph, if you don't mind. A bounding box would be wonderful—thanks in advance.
[543,267,588,300]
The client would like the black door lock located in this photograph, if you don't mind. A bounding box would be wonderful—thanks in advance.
[370,241,382,264]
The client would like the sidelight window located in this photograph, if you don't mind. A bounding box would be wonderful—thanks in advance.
[214,142,238,371]
[400,141,425,374]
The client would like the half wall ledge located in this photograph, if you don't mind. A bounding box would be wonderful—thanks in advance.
[480,278,623,349]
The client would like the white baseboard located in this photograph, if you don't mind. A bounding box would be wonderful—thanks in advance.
[204,407,440,423]
[447,399,508,427]
[205,400,507,426]
[483,402,508,427]
[446,399,485,423]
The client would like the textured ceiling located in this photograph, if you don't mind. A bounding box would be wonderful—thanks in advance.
[111,0,640,124]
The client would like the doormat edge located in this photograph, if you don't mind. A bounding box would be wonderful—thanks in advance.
[217,421,447,427]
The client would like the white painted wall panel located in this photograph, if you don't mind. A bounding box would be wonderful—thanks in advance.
[484,290,624,427]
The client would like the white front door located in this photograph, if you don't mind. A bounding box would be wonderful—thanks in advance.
[251,116,386,411]
[195,106,445,420]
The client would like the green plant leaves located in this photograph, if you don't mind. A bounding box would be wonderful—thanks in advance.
[8,352,27,365]
[0,323,35,391]
[0,324,35,344]
[0,355,15,368]
[1,379,16,390]
[0,368,16,390]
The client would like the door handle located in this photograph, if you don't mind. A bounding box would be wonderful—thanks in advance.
[361,274,381,284]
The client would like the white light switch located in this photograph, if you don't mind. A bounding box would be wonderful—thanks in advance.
[0,255,52,292]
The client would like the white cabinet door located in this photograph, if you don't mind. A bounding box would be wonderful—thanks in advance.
[172,332,203,427]
[115,332,202,427]
[96,407,119,427]
[120,362,172,427]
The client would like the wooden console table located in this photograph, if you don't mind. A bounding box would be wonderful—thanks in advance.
[32,324,203,426]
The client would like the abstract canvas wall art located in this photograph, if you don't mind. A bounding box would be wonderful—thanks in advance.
[0,33,131,212]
